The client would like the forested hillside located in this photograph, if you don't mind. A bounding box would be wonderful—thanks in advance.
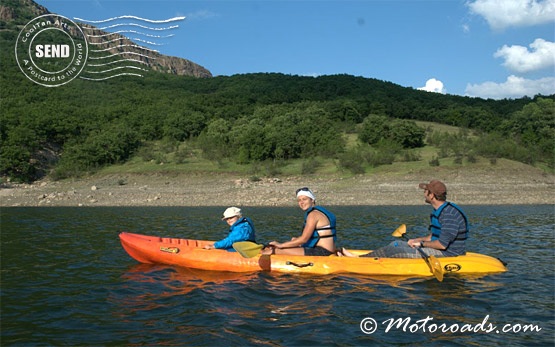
[1,2,554,182]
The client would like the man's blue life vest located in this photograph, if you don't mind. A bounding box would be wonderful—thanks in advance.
[429,202,468,241]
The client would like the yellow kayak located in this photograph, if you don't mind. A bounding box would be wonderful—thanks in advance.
[119,232,507,278]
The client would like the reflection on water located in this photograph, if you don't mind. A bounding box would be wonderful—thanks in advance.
[1,205,553,346]
[122,264,260,296]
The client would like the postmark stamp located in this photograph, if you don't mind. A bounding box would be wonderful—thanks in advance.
[15,14,88,87]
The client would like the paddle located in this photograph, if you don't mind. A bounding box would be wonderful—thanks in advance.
[392,224,444,282]
[233,241,268,258]
[232,241,299,258]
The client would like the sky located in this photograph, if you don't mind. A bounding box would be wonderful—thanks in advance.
[35,0,555,99]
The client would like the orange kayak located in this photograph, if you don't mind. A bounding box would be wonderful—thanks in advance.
[119,232,507,277]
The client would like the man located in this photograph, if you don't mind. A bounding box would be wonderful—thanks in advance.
[408,179,468,257]
[342,180,468,258]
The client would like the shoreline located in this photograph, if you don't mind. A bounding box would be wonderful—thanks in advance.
[1,166,554,207]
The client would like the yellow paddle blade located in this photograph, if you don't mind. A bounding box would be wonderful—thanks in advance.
[233,241,264,258]
[391,224,407,238]
[390,224,444,282]
[428,255,444,282]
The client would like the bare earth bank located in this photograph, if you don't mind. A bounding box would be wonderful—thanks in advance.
[2,162,554,207]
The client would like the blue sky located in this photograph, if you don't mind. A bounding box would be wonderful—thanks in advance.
[37,0,555,99]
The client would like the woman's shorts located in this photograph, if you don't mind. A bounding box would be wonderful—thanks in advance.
[303,246,334,256]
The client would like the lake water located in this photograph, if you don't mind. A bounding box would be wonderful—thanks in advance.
[1,205,553,346]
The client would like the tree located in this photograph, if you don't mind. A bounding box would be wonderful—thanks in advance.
[499,98,555,166]
[359,115,425,149]
[52,122,140,178]
[229,118,271,162]
[389,119,425,148]
[163,110,206,141]
[358,115,389,145]
[0,127,39,182]
[197,118,232,161]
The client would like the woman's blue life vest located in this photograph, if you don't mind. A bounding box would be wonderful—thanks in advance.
[301,206,337,248]
[429,201,469,242]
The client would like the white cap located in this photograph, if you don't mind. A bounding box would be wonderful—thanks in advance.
[222,207,242,220]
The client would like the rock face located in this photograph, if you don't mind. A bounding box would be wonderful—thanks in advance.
[0,0,48,21]
[0,5,16,21]
[79,25,212,78]
[2,0,212,78]
[149,54,212,78]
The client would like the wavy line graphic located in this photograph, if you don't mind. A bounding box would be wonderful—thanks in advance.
[75,15,185,24]
[87,58,148,67]
[88,52,156,60]
[84,66,148,74]
[90,45,159,54]
[128,38,165,46]
[88,38,127,45]
[77,15,185,81]
[87,38,163,46]
[79,73,144,81]
[82,23,180,31]
[87,30,174,39]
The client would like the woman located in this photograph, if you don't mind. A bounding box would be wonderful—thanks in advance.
[262,187,337,256]
[204,207,256,251]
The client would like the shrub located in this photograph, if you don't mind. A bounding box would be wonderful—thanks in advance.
[173,147,189,164]
[400,150,421,162]
[301,157,322,175]
[367,149,395,167]
[138,144,157,162]
[250,175,262,182]
[429,156,440,167]
[337,149,365,174]
[264,160,283,176]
